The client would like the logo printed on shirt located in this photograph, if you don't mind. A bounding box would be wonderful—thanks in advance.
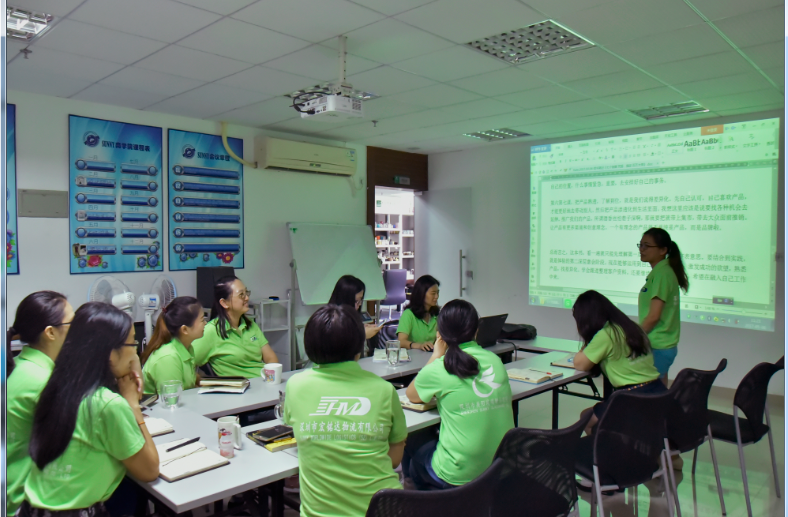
[310,396,371,416]
[472,366,501,398]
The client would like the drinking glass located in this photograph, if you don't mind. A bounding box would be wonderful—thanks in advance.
[386,340,401,366]
[159,380,182,409]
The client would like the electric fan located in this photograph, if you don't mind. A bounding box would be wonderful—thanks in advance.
[138,275,177,344]
[87,276,136,315]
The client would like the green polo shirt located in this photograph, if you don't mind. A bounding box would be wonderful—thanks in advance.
[396,308,437,345]
[414,342,514,486]
[192,318,269,379]
[142,338,197,395]
[582,323,660,388]
[284,361,407,517]
[638,259,681,349]
[25,387,145,510]
[7,347,54,516]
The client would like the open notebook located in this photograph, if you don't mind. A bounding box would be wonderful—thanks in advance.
[399,395,437,413]
[143,416,174,437]
[507,368,564,384]
[156,439,229,482]
[198,376,250,394]
[550,353,576,369]
[372,349,411,363]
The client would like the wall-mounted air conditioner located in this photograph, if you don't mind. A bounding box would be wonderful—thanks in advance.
[254,136,357,176]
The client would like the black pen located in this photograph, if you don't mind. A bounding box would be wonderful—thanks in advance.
[166,437,200,453]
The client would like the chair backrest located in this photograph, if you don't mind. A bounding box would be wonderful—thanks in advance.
[381,269,408,306]
[594,389,673,488]
[366,459,503,517]
[733,356,784,439]
[378,320,399,347]
[667,359,727,453]
[491,411,593,517]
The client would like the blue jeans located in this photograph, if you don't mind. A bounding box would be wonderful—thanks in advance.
[652,347,678,375]
[408,440,455,491]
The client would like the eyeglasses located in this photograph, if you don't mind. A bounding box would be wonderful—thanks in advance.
[234,289,252,299]
[52,321,73,327]
[637,242,660,250]
[354,299,363,307]
[123,340,139,348]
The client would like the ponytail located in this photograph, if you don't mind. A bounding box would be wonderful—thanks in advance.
[643,227,689,293]
[140,314,171,365]
[437,299,480,379]
[6,327,17,375]
[140,296,202,365]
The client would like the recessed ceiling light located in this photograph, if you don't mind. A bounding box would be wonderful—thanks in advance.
[463,128,530,142]
[467,20,593,65]
[630,101,709,120]
[6,6,53,41]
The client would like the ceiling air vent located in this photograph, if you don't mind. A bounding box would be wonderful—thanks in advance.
[630,101,709,120]
[466,20,594,65]
[463,128,531,142]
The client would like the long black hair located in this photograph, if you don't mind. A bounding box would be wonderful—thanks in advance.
[328,275,365,310]
[573,290,651,360]
[305,304,365,364]
[29,302,133,469]
[643,227,689,293]
[7,291,68,375]
[210,275,252,340]
[141,296,202,365]
[408,275,440,319]
[437,299,480,379]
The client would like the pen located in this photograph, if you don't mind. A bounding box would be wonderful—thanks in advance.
[166,437,200,453]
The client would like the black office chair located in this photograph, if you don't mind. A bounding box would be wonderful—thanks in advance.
[575,390,676,517]
[366,459,503,517]
[379,269,407,320]
[492,411,592,517]
[664,359,727,517]
[708,356,784,517]
[198,362,217,377]
[377,320,400,348]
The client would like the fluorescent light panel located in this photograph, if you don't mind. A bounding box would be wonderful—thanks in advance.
[467,20,594,65]
[463,128,531,141]
[630,101,709,120]
[7,6,53,41]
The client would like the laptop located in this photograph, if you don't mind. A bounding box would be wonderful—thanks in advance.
[475,314,508,348]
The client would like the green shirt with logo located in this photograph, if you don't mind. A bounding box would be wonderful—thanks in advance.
[582,323,660,388]
[25,387,145,510]
[142,338,197,395]
[414,342,513,486]
[638,259,681,349]
[284,361,407,517]
[396,308,437,345]
[7,347,55,516]
[192,318,269,379]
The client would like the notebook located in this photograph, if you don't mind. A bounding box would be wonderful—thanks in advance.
[399,395,437,413]
[372,349,411,363]
[198,377,250,394]
[550,353,576,369]
[143,416,174,437]
[156,439,229,482]
[264,437,297,452]
[507,368,564,384]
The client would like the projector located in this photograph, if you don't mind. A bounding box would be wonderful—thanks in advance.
[299,94,364,122]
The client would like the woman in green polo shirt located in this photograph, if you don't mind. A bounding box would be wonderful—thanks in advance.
[141,296,206,396]
[284,304,407,517]
[397,275,440,351]
[329,275,382,340]
[572,290,664,435]
[405,299,513,490]
[7,291,74,517]
[23,302,159,517]
[193,276,278,378]
[638,227,689,384]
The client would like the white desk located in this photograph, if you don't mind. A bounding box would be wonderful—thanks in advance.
[510,336,580,354]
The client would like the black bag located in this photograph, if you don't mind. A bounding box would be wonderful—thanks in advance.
[499,323,537,341]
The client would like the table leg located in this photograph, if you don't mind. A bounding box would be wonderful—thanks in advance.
[603,376,613,399]
[511,400,519,427]
[270,479,285,517]
[552,388,559,429]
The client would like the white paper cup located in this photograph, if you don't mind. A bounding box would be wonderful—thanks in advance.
[263,363,283,385]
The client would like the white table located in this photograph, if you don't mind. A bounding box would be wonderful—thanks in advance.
[510,336,580,354]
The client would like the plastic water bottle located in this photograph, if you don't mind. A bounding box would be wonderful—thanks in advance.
[219,430,235,458]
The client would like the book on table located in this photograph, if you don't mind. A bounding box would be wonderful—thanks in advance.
[399,395,437,413]
[198,376,251,394]
[507,368,564,384]
[372,349,411,363]
[550,353,576,369]
[143,416,174,437]
[156,439,229,482]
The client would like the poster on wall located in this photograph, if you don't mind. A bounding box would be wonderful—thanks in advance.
[68,115,163,274]
[7,104,19,275]
[167,129,244,271]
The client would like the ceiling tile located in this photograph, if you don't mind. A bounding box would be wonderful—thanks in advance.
[8,46,123,83]
[71,83,168,110]
[686,0,783,21]
[526,99,615,119]
[146,83,271,118]
[646,51,754,84]
[715,104,784,117]
[11,0,85,16]
[519,0,617,19]
[713,6,784,49]
[264,117,332,135]
[233,0,384,43]
[694,88,784,112]
[6,39,28,63]
[516,47,631,83]
[346,66,436,96]
[70,0,221,43]
[607,24,731,68]
[435,98,518,121]
[395,0,544,44]
[316,122,388,142]
[450,67,551,97]
[34,20,167,65]
[362,97,423,119]
[496,85,587,109]
[135,45,251,82]
[393,45,509,82]
[565,111,643,129]
[368,109,458,134]
[8,67,91,98]
[323,18,455,64]
[741,41,784,71]
[509,119,580,136]
[557,0,703,45]
[597,87,691,111]
[264,44,380,82]
[171,0,257,15]
[100,67,206,97]
[178,18,311,65]
[562,70,663,97]
[762,67,784,89]
[218,66,321,97]
[210,98,297,127]
[512,104,590,124]
[388,84,481,108]
[350,0,436,16]
[677,72,775,99]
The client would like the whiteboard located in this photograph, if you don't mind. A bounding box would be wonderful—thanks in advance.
[288,223,386,305]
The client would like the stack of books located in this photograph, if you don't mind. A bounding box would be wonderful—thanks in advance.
[198,376,251,394]
[399,395,437,413]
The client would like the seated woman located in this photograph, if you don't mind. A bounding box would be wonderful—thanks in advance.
[284,304,407,517]
[23,302,159,517]
[397,275,440,351]
[141,296,206,396]
[405,299,513,490]
[193,276,278,378]
[7,291,74,517]
[329,275,381,341]
[572,290,664,436]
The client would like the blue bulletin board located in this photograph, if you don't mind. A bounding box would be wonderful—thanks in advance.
[167,129,244,271]
[7,104,18,275]
[68,115,164,274]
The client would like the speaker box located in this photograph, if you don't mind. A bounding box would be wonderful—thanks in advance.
[196,267,234,309]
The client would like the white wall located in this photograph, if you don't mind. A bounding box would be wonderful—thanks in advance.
[7,91,367,366]
[426,110,785,394]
